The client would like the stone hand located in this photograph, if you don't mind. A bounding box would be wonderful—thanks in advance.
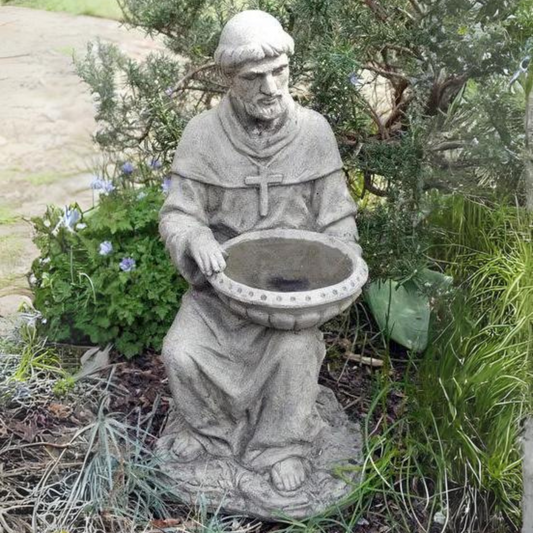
[189,234,227,277]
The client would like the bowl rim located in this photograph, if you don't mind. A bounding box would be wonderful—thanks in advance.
[208,229,368,310]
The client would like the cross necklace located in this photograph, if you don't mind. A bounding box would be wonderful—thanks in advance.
[244,159,284,217]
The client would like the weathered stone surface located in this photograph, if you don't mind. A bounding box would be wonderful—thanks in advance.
[156,387,363,520]
[157,10,367,519]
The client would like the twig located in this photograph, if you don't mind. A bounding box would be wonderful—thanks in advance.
[430,140,468,152]
[345,351,384,367]
[382,44,422,60]
[364,62,409,82]
[363,171,389,197]
[168,62,216,95]
[362,0,388,22]
[407,0,425,17]
[0,441,72,456]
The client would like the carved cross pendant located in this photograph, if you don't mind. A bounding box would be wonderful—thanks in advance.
[244,166,284,217]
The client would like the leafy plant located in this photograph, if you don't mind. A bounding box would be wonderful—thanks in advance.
[11,324,65,381]
[30,184,188,357]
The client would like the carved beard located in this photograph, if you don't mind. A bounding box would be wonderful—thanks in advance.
[242,92,290,122]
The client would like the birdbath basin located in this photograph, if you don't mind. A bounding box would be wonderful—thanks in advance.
[209,229,368,330]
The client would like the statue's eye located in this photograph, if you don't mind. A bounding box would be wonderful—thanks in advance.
[273,67,285,76]
[242,73,258,81]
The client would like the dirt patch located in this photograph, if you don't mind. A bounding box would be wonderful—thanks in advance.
[0,7,165,315]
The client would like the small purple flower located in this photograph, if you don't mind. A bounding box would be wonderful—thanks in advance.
[162,176,172,195]
[90,177,104,190]
[101,181,116,195]
[99,241,113,256]
[119,257,136,272]
[150,159,162,170]
[165,87,174,97]
[121,162,135,175]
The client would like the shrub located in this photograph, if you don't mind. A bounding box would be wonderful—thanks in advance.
[30,182,187,357]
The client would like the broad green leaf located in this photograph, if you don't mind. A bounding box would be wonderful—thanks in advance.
[366,269,452,352]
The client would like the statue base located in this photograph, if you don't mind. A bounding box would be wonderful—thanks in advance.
[155,387,363,520]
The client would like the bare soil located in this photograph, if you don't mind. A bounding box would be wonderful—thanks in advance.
[0,6,164,315]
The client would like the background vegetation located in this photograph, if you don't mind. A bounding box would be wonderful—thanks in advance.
[1,0,531,531]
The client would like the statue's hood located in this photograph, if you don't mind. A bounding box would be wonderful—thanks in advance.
[171,94,343,188]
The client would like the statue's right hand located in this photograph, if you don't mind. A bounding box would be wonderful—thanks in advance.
[189,234,227,277]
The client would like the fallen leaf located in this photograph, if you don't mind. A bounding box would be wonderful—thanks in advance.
[48,402,72,419]
[75,344,112,380]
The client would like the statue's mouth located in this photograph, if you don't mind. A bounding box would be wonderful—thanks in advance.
[259,96,280,106]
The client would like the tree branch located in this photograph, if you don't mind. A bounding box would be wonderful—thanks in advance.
[364,63,409,82]
[167,62,217,95]
[382,44,423,61]
[361,0,388,22]
[363,171,389,197]
[430,141,469,152]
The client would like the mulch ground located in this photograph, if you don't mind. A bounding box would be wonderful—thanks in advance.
[0,309,412,533]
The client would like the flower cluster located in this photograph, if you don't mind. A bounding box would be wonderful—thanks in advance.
[91,177,116,195]
[98,241,136,273]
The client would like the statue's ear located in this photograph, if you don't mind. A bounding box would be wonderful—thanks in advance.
[219,67,233,88]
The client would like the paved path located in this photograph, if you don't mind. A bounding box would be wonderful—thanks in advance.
[0,7,164,315]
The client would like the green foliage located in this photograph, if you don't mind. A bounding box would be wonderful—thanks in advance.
[74,0,532,280]
[413,198,532,529]
[30,185,188,357]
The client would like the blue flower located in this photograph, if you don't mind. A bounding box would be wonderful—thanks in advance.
[137,190,148,200]
[119,257,136,272]
[101,181,116,195]
[99,241,113,256]
[61,206,81,230]
[121,162,135,175]
[150,159,162,170]
[162,176,172,194]
[90,177,104,190]
[348,72,363,88]
[165,87,174,97]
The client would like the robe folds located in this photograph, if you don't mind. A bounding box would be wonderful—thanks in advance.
[159,94,360,472]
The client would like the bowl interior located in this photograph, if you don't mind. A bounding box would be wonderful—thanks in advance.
[224,237,353,293]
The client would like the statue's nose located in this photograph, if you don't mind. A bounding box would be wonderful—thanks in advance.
[260,74,278,96]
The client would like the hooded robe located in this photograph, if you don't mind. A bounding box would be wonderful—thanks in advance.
[159,94,359,472]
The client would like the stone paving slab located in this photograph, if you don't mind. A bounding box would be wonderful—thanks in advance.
[0,6,164,316]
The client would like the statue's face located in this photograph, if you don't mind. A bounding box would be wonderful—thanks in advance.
[229,53,290,122]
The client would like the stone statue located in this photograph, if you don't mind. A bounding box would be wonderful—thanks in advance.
[157,10,364,519]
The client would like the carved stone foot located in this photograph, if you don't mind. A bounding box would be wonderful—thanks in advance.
[171,430,204,462]
[155,387,363,520]
[271,457,306,492]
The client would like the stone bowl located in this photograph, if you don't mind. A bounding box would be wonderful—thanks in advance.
[208,229,368,330]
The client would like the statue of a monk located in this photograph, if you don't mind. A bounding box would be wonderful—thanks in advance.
[158,10,362,515]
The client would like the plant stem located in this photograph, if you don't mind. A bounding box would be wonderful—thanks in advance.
[525,88,533,210]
